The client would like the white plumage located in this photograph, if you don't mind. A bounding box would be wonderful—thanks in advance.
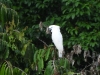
[48,25,64,58]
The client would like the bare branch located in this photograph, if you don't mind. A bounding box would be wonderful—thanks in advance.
[36,37,48,47]
[81,63,92,72]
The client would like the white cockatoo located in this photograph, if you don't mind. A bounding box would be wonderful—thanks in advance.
[46,25,64,58]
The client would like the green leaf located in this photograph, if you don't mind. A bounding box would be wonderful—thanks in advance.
[34,50,38,63]
[13,67,20,75]
[40,49,45,58]
[5,67,9,75]
[58,58,69,69]
[68,71,75,75]
[0,63,6,75]
[44,60,53,75]
[80,11,84,16]
[0,61,27,75]
[13,10,19,26]
[4,47,9,59]
[71,13,75,19]
[1,5,7,28]
[75,2,79,7]
[75,30,78,35]
[38,58,44,71]
[45,48,51,61]
[21,45,27,56]
[66,15,71,19]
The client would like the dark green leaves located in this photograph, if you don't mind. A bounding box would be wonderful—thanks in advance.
[44,60,54,75]
[58,58,69,69]
[0,4,7,28]
[33,47,52,73]
[0,3,19,29]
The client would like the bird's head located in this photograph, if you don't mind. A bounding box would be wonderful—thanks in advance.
[46,25,60,34]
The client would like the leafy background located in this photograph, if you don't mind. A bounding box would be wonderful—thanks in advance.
[0,0,100,75]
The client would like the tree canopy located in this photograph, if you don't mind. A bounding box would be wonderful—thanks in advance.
[0,0,100,75]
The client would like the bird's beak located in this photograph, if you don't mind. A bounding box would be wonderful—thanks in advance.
[46,27,51,34]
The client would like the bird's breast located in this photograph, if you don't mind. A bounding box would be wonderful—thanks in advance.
[51,31,63,45]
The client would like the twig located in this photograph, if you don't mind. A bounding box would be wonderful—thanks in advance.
[81,63,92,72]
[36,37,48,47]
[13,66,27,75]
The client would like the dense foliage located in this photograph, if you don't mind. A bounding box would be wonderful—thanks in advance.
[0,0,100,75]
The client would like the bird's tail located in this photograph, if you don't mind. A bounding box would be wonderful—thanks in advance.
[58,50,63,58]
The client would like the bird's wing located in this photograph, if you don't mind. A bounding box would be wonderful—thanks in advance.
[52,31,63,57]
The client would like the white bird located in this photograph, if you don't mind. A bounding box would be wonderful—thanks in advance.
[47,25,64,58]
